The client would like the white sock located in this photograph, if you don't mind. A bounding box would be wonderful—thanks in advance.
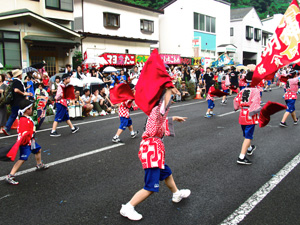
[247,146,252,151]
[210,111,214,114]
[130,131,135,135]
[173,190,180,195]
[126,202,134,208]
[114,135,119,139]
[51,130,55,133]
[239,154,245,159]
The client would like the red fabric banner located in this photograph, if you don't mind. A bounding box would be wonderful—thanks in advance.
[109,83,135,105]
[252,0,300,87]
[135,49,174,116]
[259,101,287,127]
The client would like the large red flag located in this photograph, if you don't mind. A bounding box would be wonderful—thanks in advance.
[252,0,300,87]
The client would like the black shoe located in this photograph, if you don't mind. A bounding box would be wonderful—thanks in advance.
[50,131,61,137]
[72,126,79,134]
[237,157,252,165]
[294,118,298,125]
[247,145,256,156]
[112,137,121,143]
[131,131,139,139]
[280,122,288,127]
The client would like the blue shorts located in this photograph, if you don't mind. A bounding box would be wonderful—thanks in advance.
[144,165,172,192]
[286,99,296,113]
[267,80,271,85]
[19,142,41,161]
[241,125,255,140]
[223,89,229,94]
[54,103,70,122]
[207,100,215,109]
[119,117,132,130]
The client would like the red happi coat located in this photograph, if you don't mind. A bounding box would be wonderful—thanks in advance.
[234,87,261,125]
[118,100,132,118]
[239,74,247,87]
[284,77,299,100]
[206,86,215,101]
[138,97,174,169]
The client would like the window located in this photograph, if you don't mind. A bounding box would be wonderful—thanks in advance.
[254,28,261,41]
[103,12,120,28]
[230,27,234,36]
[0,31,21,68]
[46,0,73,12]
[194,13,215,34]
[246,26,253,40]
[140,19,154,33]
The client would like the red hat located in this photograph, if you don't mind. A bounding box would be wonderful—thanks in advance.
[135,49,174,115]
[210,88,229,97]
[259,101,287,127]
[109,83,134,105]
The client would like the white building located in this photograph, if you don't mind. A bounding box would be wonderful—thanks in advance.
[159,0,231,63]
[74,0,162,67]
[230,7,263,65]
[261,14,283,48]
[0,0,80,75]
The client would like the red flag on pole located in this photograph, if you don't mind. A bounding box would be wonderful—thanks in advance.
[252,0,300,87]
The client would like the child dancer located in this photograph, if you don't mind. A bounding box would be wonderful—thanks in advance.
[50,74,79,137]
[112,99,138,143]
[280,70,299,127]
[6,99,49,185]
[234,72,261,165]
[120,88,190,221]
[205,80,216,118]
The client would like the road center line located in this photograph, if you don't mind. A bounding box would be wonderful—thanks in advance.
[218,110,240,117]
[0,143,125,181]
[221,151,300,224]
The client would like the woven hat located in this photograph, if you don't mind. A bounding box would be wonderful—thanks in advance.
[12,69,23,78]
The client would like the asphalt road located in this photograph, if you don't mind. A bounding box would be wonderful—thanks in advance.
[0,87,299,225]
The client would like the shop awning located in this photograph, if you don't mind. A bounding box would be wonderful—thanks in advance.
[23,35,80,46]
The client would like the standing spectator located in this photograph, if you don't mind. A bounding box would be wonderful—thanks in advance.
[0,74,7,133]
[230,66,239,95]
[81,89,93,116]
[130,66,139,86]
[5,72,13,85]
[25,75,35,100]
[195,67,201,86]
[217,68,224,89]
[65,64,73,77]
[3,69,33,136]
[51,76,60,100]
[118,69,127,84]
[83,68,91,77]
[183,67,190,82]
[203,67,214,94]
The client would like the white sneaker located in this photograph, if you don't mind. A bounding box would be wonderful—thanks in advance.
[111,109,115,114]
[99,110,106,116]
[120,204,143,221]
[172,189,191,203]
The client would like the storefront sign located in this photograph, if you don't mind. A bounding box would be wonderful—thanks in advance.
[181,57,193,65]
[101,53,136,66]
[193,57,205,66]
[136,55,149,63]
[160,54,181,64]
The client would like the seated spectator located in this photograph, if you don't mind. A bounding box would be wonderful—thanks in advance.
[83,68,91,77]
[81,89,93,116]
[91,89,107,116]
[99,86,115,113]
[35,83,49,98]
[179,81,190,101]
[51,76,60,100]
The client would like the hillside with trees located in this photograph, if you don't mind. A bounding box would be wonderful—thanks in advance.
[121,0,293,19]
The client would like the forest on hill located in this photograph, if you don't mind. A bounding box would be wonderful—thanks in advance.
[121,0,292,19]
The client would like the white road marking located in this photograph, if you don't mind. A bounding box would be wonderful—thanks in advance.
[0,143,125,181]
[218,110,240,117]
[0,194,11,200]
[221,151,300,224]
